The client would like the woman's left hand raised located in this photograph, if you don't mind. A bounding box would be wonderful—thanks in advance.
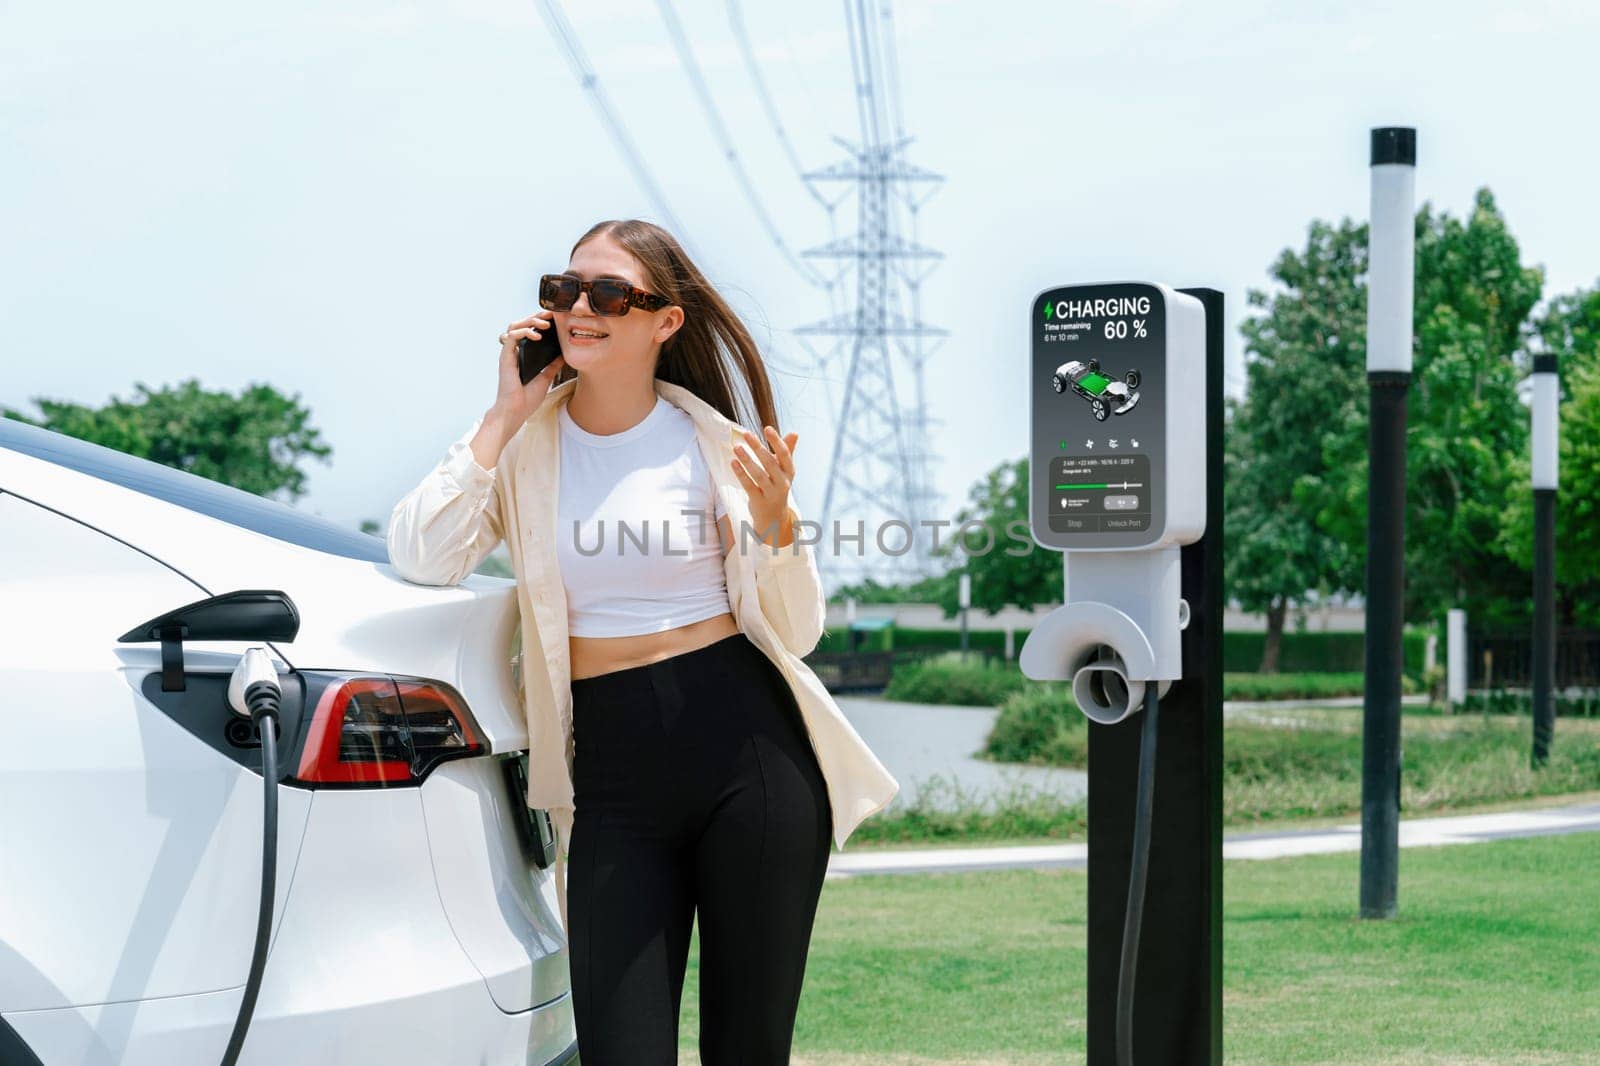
[733,426,799,548]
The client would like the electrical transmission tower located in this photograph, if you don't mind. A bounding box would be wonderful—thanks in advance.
[793,0,946,589]
[541,0,944,589]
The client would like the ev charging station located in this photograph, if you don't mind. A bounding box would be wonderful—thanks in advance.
[1021,282,1224,1064]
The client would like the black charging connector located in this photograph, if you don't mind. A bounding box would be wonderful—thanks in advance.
[219,679,281,1066]
[1116,684,1160,1066]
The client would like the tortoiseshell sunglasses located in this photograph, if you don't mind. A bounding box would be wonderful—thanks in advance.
[538,273,672,317]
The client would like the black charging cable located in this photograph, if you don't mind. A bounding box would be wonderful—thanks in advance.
[1116,683,1159,1066]
[220,679,281,1066]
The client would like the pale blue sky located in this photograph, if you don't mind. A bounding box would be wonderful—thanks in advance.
[4,0,1596,533]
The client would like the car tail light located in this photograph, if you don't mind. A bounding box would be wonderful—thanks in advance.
[290,672,485,787]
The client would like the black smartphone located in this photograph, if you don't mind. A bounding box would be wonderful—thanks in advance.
[517,320,562,385]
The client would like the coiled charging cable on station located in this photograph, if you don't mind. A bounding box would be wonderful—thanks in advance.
[222,646,283,1066]
[1117,684,1159,1066]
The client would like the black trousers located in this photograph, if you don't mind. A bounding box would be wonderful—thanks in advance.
[567,630,835,1065]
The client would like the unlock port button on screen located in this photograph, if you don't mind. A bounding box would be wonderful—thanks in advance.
[1103,495,1140,511]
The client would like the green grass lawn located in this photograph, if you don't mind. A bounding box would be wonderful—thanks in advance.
[674,833,1600,1064]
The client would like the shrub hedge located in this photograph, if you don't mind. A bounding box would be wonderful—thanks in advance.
[881,652,1032,708]
[979,687,1600,823]
[1461,689,1600,718]
[822,622,1429,678]
[1221,671,1422,700]
[883,658,1420,708]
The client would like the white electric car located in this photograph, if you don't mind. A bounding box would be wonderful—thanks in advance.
[0,418,578,1066]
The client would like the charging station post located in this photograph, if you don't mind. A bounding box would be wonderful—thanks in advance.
[1022,283,1224,1064]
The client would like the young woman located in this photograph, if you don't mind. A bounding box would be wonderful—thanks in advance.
[386,219,899,1065]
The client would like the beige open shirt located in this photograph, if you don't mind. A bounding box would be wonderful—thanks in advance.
[386,376,900,934]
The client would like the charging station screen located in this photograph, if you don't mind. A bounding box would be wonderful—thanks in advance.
[1031,282,1166,550]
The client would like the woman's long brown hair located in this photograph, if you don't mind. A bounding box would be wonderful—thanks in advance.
[556,219,781,434]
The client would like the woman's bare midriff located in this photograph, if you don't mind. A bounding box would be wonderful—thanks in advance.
[568,611,741,681]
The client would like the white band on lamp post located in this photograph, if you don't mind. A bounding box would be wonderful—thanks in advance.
[1367,129,1416,375]
[1532,355,1559,491]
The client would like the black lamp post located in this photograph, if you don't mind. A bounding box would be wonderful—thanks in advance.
[1531,354,1560,766]
[1360,126,1415,920]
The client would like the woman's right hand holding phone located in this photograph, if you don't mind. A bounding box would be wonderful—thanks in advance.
[472,312,565,469]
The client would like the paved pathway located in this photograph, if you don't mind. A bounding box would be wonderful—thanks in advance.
[835,695,1087,812]
[830,692,1596,878]
[833,693,1430,814]
[826,800,1600,877]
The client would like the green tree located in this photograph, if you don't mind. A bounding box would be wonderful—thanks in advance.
[1311,189,1542,625]
[1499,280,1600,625]
[832,456,1059,617]
[930,456,1060,617]
[1229,217,1370,670]
[3,378,331,500]
[1535,283,1600,360]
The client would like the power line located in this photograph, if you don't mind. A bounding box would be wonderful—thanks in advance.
[877,0,907,145]
[725,0,840,219]
[875,0,942,527]
[843,0,880,154]
[655,0,826,288]
[775,14,833,157]
[531,0,699,256]
[725,0,852,398]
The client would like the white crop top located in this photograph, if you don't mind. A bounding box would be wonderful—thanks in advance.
[555,394,733,637]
